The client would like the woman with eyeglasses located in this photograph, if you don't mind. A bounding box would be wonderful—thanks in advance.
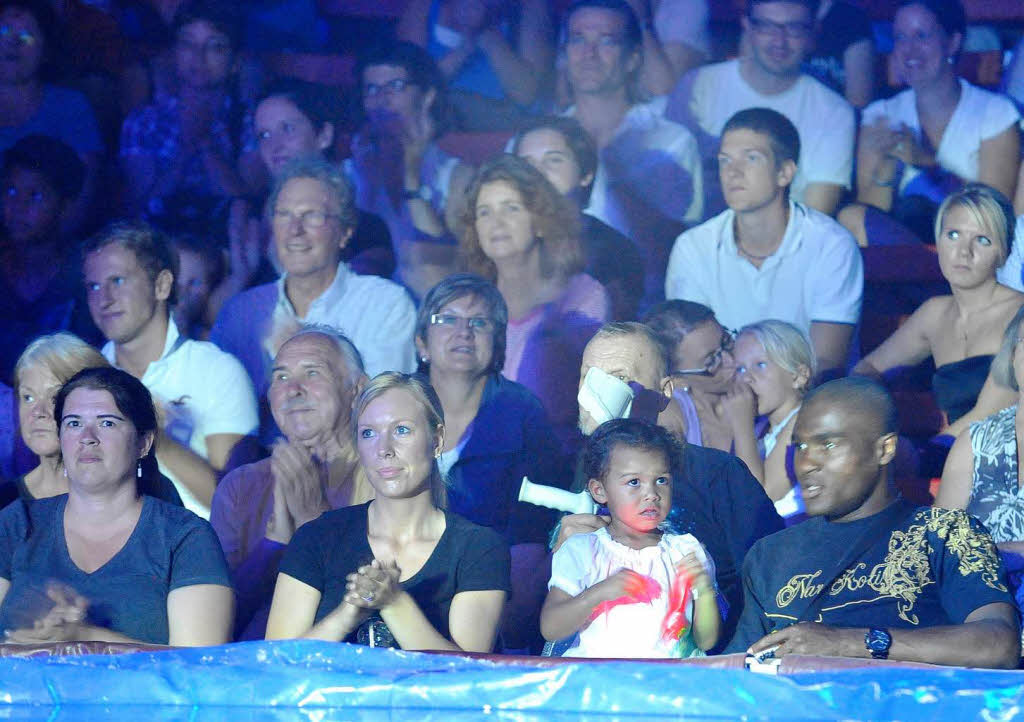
[642,300,737,453]
[460,154,610,447]
[838,0,1020,247]
[415,273,568,651]
[853,185,1024,442]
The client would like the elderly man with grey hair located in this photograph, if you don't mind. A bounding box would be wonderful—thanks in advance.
[558,321,782,651]
[211,325,373,639]
[211,157,417,442]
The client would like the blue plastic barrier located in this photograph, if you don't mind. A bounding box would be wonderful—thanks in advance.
[0,641,1021,721]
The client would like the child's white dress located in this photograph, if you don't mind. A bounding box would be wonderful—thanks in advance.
[549,527,716,658]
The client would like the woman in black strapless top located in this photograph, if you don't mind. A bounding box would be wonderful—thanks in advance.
[854,184,1024,439]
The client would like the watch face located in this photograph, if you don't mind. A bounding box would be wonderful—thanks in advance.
[866,628,892,654]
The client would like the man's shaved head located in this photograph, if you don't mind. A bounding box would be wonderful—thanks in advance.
[802,376,898,439]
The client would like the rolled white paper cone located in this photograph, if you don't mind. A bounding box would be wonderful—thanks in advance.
[518,477,598,514]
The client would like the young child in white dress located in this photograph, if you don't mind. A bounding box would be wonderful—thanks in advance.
[540,419,720,658]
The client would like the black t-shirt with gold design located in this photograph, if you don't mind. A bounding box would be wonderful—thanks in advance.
[727,500,1013,651]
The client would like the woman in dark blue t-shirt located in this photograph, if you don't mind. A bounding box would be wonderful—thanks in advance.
[0,367,232,645]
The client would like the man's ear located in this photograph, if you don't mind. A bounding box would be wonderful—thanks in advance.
[776,159,797,189]
[348,374,368,414]
[337,224,354,251]
[877,433,898,466]
[588,478,608,505]
[316,122,335,152]
[154,269,174,303]
[660,375,676,398]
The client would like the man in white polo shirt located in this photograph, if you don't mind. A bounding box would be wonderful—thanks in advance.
[84,221,258,517]
[665,0,853,218]
[665,108,862,378]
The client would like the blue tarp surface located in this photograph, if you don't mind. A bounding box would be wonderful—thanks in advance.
[0,641,1021,720]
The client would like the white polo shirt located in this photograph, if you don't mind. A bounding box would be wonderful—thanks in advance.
[665,201,863,334]
[668,59,855,202]
[103,319,258,518]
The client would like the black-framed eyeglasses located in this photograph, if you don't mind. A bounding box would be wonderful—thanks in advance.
[429,314,495,334]
[747,15,813,39]
[671,328,736,377]
[364,78,414,97]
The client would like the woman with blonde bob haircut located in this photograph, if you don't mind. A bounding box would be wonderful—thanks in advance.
[7,333,181,507]
[726,321,816,519]
[853,184,1024,443]
[266,372,510,652]
[460,154,610,443]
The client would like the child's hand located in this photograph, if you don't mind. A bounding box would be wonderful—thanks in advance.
[676,553,713,594]
[603,569,661,604]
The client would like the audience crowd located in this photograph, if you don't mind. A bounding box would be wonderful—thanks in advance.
[2,0,1024,668]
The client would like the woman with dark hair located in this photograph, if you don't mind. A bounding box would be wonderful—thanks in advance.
[0,367,232,645]
[839,0,1020,246]
[415,273,567,650]
[266,372,510,651]
[642,300,737,452]
[460,154,610,441]
[854,184,1024,441]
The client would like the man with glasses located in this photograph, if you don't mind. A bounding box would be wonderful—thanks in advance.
[212,158,416,441]
[729,377,1019,667]
[346,42,475,300]
[666,0,854,218]
[560,0,703,308]
[665,108,862,379]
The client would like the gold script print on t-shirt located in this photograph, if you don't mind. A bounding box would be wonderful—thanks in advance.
[774,509,1006,625]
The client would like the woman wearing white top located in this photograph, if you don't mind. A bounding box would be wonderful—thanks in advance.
[839,0,1020,247]
[724,320,815,519]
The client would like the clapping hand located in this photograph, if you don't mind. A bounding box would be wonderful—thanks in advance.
[266,440,330,544]
[345,559,403,610]
[5,582,89,644]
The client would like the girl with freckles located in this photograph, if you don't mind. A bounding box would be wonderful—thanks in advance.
[266,372,510,651]
[540,418,720,658]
